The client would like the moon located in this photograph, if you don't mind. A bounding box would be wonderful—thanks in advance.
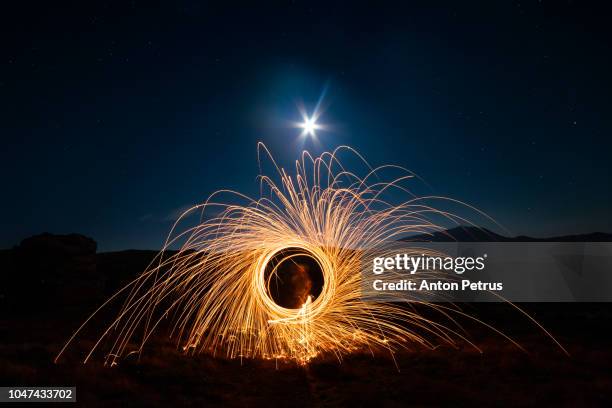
[299,115,321,137]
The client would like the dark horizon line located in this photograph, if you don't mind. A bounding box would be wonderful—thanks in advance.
[5,226,612,254]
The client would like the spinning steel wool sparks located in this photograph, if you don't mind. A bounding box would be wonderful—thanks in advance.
[56,144,566,366]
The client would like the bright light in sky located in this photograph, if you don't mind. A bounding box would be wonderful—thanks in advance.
[293,85,330,139]
[299,115,321,137]
[295,106,327,139]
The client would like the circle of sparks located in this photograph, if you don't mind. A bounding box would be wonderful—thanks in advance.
[56,144,568,366]
[263,247,324,309]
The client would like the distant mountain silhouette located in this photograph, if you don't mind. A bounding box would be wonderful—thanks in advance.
[403,226,612,242]
[2,229,611,309]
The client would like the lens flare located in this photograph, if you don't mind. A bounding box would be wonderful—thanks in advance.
[56,144,567,366]
[298,116,321,137]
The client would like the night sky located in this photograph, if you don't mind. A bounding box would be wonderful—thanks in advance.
[3,1,611,251]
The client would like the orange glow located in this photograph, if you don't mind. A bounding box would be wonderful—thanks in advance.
[56,144,567,366]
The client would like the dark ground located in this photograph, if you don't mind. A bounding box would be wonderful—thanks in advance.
[1,234,611,406]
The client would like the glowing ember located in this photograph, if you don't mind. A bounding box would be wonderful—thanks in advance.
[56,144,567,366]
